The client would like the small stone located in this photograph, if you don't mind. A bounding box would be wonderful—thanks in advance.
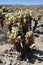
[5,50,8,53]
[5,61,10,65]
[9,63,12,65]
[15,51,18,54]
[0,60,3,64]
[16,62,19,65]
[13,55,15,58]
[26,59,28,62]
[8,54,13,57]
[5,54,8,57]
[16,55,18,58]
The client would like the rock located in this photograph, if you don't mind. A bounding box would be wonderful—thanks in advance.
[0,60,3,64]
[9,63,12,65]
[21,61,27,65]
[26,59,29,62]
[8,54,13,57]
[5,61,10,65]
[5,50,8,54]
[13,55,15,58]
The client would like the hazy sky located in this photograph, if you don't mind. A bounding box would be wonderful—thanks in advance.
[0,0,43,5]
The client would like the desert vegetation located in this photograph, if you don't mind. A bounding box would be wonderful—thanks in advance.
[0,5,43,65]
[0,6,42,53]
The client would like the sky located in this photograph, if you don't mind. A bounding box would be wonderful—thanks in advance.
[0,0,43,5]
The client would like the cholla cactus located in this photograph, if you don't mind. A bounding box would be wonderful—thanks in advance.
[2,7,6,12]
[2,6,9,12]
[0,9,3,14]
[25,31,34,46]
[4,10,35,52]
[33,14,42,31]
[0,8,5,29]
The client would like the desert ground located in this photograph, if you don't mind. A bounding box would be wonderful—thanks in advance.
[0,5,43,65]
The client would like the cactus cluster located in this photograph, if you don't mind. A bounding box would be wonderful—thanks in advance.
[4,10,34,52]
[4,9,42,52]
[0,6,12,29]
[0,7,5,29]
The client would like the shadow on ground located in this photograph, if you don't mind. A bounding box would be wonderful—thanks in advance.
[18,48,43,64]
[34,24,43,34]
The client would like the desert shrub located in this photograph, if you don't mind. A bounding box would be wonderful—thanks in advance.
[4,9,41,53]
[0,8,5,29]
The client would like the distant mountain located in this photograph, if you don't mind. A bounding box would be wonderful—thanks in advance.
[0,4,43,10]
